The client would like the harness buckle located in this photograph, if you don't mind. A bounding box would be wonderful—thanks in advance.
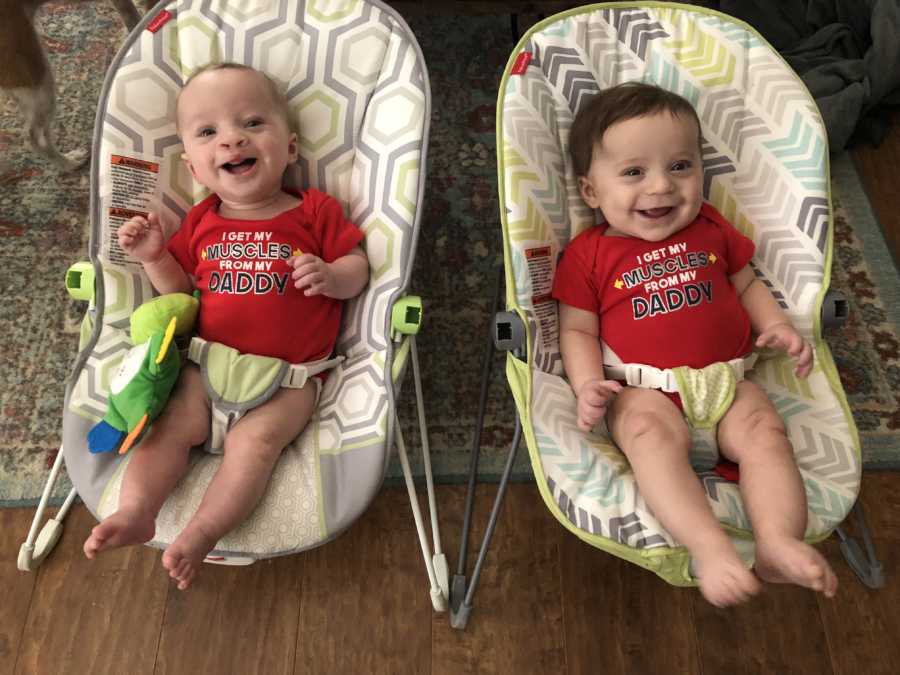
[623,363,644,387]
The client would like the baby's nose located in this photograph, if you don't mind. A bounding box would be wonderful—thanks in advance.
[220,129,248,147]
[649,172,674,193]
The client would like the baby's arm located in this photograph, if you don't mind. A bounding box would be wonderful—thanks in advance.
[118,213,192,295]
[731,266,813,377]
[559,303,622,431]
[289,246,369,299]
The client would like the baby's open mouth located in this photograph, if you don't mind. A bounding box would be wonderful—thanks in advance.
[221,158,257,174]
[638,207,673,218]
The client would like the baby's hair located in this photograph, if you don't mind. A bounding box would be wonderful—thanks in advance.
[176,62,292,132]
[569,82,702,177]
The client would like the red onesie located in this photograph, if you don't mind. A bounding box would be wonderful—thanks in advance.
[552,202,756,371]
[167,188,364,364]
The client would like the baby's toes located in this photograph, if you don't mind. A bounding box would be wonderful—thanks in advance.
[819,563,838,598]
[737,569,762,597]
[807,563,826,591]
[176,565,196,591]
[701,575,741,608]
[171,559,190,580]
[161,550,177,573]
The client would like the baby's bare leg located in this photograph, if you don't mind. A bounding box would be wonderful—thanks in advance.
[718,381,837,597]
[83,365,209,558]
[607,388,760,607]
[162,380,318,590]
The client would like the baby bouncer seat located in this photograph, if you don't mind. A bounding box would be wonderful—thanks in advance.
[451,1,883,628]
[20,0,449,610]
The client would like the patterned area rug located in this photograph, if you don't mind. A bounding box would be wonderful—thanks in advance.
[1,6,898,506]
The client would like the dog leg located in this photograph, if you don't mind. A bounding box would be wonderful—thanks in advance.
[10,72,88,172]
[108,0,142,31]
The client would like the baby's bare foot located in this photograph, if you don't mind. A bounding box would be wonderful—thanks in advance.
[755,537,838,597]
[694,545,761,607]
[83,507,155,559]
[161,520,218,591]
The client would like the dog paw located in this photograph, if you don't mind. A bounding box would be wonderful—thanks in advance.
[58,148,89,172]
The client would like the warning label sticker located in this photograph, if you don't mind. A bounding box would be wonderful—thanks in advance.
[105,154,161,266]
[533,294,558,350]
[525,245,553,297]
[524,245,558,349]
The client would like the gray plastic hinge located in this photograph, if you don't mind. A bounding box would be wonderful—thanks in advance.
[837,502,886,590]
[449,573,472,629]
[840,538,885,589]
[493,311,526,352]
[822,289,849,329]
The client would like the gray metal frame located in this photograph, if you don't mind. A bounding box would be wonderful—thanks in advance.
[451,268,528,629]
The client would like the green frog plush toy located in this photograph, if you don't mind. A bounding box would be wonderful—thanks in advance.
[87,292,199,454]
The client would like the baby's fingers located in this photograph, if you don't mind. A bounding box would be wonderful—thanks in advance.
[302,282,325,297]
[294,270,325,292]
[289,253,318,268]
[119,217,146,237]
[577,406,606,431]
[779,329,803,355]
[794,342,814,378]
[290,258,324,279]
[576,417,595,432]
[755,331,779,349]
[581,388,608,407]
[599,379,623,394]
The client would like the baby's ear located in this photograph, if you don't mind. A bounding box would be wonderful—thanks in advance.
[287,132,298,162]
[578,176,601,209]
[181,152,197,179]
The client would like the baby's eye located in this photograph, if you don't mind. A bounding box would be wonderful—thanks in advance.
[245,118,263,128]
[197,127,215,138]
[622,167,643,177]
[671,160,692,172]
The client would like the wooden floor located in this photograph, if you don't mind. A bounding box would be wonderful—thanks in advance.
[1,473,898,675]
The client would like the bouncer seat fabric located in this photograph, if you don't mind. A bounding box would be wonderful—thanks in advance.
[496,2,859,583]
[62,0,429,558]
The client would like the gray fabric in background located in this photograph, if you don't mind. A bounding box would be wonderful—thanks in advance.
[715,0,900,149]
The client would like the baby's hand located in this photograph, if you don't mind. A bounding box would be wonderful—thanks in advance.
[118,212,166,264]
[756,322,813,378]
[289,253,337,297]
[575,379,623,432]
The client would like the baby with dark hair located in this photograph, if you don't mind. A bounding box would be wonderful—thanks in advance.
[553,82,836,607]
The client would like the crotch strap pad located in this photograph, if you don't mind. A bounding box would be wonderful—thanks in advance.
[671,361,738,429]
[188,337,342,453]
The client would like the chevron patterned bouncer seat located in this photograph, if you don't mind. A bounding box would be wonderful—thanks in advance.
[496,2,860,584]
[61,0,428,559]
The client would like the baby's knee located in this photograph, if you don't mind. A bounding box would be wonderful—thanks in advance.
[615,406,689,451]
[742,406,787,439]
[224,427,286,463]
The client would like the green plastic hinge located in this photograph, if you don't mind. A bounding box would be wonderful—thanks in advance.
[392,295,422,335]
[65,261,95,301]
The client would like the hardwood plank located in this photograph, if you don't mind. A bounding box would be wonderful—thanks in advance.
[293,485,432,675]
[817,535,899,675]
[815,471,900,674]
[558,532,700,675]
[431,483,566,675]
[855,472,900,540]
[154,552,303,675]
[852,108,900,264]
[0,509,38,675]
[14,505,169,675]
[692,565,834,674]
